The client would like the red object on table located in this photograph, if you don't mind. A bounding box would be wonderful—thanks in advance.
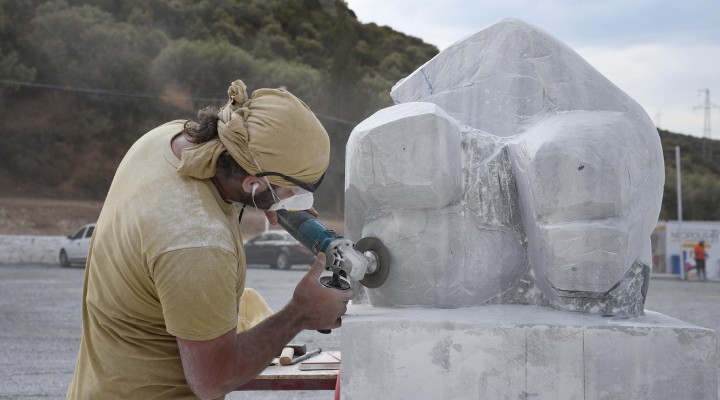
[334,371,341,400]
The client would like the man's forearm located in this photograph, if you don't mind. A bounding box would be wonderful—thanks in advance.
[179,253,351,399]
[230,300,306,383]
[178,301,305,399]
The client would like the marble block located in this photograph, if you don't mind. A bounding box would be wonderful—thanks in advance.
[345,18,664,317]
[341,305,718,400]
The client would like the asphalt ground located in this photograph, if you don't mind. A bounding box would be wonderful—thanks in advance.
[0,263,718,400]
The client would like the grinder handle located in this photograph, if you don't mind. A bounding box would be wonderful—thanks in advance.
[277,210,344,256]
[278,210,331,334]
[276,210,316,252]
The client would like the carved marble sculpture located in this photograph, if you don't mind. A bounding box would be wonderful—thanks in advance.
[345,18,664,317]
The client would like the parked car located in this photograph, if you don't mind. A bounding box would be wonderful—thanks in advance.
[243,231,315,270]
[59,223,95,268]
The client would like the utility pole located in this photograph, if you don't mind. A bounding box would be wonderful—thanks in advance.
[694,88,720,158]
[676,146,684,279]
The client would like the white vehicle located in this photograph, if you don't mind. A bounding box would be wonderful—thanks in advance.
[59,223,95,268]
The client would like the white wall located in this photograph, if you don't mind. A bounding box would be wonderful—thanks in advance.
[0,235,66,265]
[656,221,720,278]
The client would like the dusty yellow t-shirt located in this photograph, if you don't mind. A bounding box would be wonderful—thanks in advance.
[67,121,245,399]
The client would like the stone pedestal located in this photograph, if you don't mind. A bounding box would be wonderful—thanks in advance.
[341,305,717,400]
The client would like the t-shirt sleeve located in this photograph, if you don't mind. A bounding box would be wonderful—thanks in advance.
[150,247,239,341]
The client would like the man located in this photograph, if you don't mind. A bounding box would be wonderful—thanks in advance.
[693,240,708,281]
[67,80,353,399]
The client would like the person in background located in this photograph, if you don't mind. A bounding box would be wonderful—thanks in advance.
[693,240,708,281]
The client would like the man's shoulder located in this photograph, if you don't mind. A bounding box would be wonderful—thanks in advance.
[143,120,187,141]
[118,120,186,165]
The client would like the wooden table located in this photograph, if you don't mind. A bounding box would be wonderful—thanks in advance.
[236,352,339,391]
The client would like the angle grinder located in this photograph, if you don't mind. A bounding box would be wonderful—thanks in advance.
[276,209,390,290]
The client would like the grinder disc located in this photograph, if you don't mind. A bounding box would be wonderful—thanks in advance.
[355,236,390,288]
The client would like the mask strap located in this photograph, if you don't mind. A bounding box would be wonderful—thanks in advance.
[250,154,281,203]
[238,204,246,224]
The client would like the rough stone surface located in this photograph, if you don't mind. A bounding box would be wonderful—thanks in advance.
[509,112,663,314]
[345,102,464,238]
[345,18,664,317]
[347,108,528,307]
[390,19,651,137]
[341,305,718,400]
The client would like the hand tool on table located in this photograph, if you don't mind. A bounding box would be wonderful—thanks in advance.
[288,348,323,365]
[278,344,307,366]
[277,210,391,333]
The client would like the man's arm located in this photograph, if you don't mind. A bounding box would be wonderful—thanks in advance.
[177,253,352,399]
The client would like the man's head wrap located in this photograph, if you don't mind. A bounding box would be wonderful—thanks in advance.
[177,80,330,187]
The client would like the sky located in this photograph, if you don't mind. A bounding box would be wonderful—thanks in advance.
[346,0,720,139]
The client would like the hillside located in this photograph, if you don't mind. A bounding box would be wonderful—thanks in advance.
[2,129,715,238]
[658,130,720,221]
[0,0,438,217]
[0,196,344,237]
[0,0,718,225]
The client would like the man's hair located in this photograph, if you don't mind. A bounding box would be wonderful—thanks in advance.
[183,107,248,179]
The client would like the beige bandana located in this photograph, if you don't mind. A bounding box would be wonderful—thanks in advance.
[177,80,330,187]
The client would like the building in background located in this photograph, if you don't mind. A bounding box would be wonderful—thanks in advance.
[652,221,719,279]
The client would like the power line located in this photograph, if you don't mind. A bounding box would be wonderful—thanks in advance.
[693,88,720,158]
[0,78,222,102]
[314,113,359,126]
[0,79,360,126]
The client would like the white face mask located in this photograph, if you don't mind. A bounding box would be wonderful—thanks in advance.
[250,155,316,212]
[268,187,315,211]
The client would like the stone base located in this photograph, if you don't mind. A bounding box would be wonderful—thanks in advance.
[341,305,717,400]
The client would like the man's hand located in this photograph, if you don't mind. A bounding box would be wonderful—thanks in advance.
[264,207,319,225]
[176,251,353,399]
[288,253,354,330]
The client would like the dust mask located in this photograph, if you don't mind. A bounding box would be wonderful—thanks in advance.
[268,187,315,211]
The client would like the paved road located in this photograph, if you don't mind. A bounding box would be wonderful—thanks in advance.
[0,263,718,399]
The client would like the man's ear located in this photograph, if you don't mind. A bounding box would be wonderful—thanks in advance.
[241,176,265,194]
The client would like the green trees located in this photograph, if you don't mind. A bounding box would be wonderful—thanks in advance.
[30,1,167,91]
[152,39,257,98]
[0,0,439,210]
[0,0,36,93]
[659,130,720,221]
[1,1,718,221]
[0,47,34,94]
